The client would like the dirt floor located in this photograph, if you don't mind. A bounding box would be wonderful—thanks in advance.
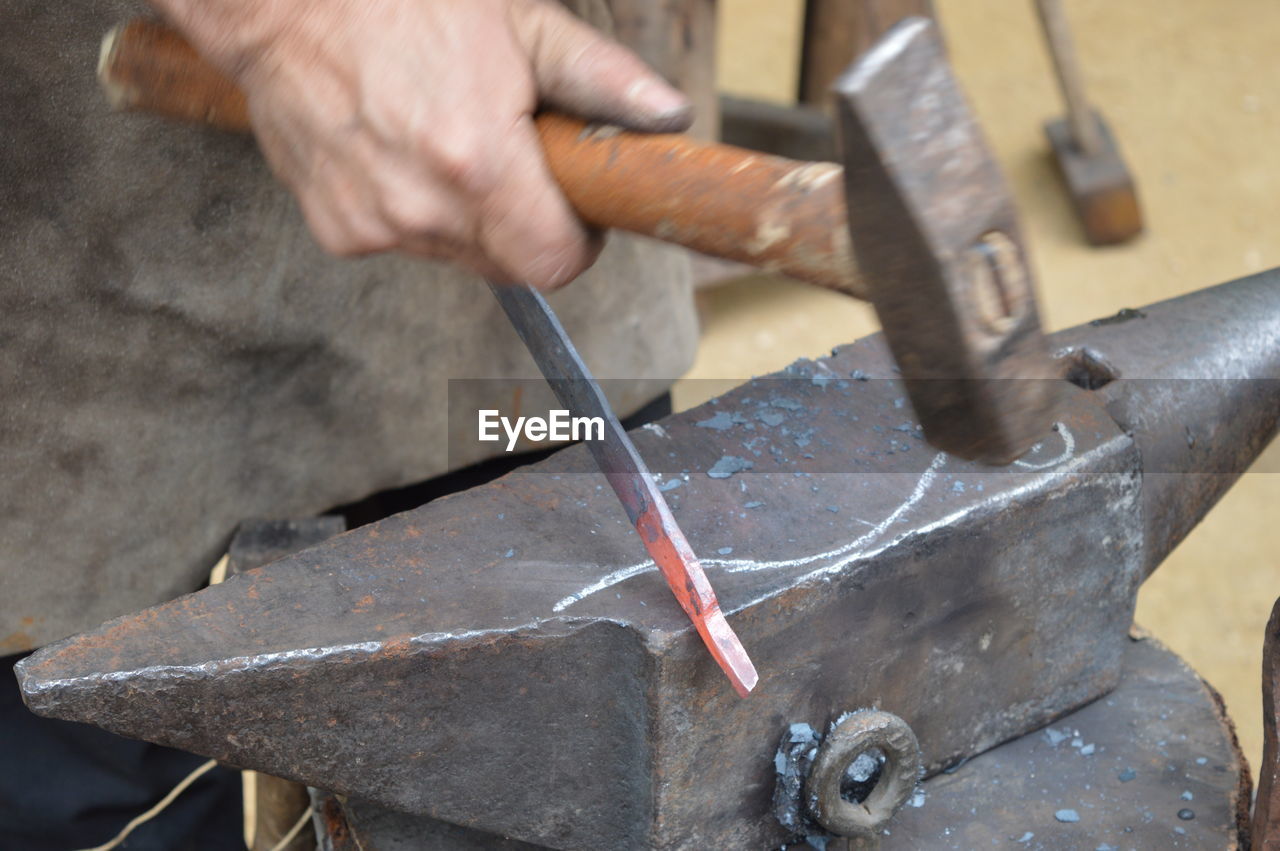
[688,0,1279,781]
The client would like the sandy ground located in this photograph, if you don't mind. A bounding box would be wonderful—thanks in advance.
[689,0,1279,781]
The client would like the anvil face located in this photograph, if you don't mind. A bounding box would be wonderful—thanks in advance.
[17,367,1141,848]
[17,273,1280,849]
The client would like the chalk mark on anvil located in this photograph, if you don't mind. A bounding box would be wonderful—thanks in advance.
[554,422,1077,611]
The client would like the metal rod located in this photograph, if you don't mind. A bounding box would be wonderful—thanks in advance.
[487,281,757,697]
[1034,0,1102,156]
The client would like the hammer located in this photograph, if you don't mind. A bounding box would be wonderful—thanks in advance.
[98,16,1059,465]
[1034,0,1143,245]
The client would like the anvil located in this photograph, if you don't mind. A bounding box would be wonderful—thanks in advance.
[16,272,1279,849]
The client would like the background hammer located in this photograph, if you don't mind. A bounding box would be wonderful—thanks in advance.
[1034,0,1144,245]
[98,16,1059,465]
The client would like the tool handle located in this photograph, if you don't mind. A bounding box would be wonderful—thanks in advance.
[1033,0,1101,156]
[99,18,864,298]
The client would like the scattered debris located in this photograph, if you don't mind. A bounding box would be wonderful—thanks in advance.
[772,723,822,837]
[1177,808,1195,821]
[847,752,880,783]
[1054,809,1080,823]
[758,411,785,427]
[1118,768,1137,783]
[707,456,753,479]
[696,411,744,431]
[1043,728,1069,747]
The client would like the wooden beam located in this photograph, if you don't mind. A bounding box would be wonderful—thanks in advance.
[798,0,935,106]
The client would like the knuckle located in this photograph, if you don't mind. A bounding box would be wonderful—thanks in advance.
[428,138,497,196]
[380,191,448,237]
[315,217,394,257]
[346,220,397,255]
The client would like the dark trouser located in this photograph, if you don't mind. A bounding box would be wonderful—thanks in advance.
[1,394,671,849]
[0,657,244,850]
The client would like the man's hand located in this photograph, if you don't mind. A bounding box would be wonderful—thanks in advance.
[151,0,693,289]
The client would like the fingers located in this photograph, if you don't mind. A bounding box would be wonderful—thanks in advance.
[472,114,602,289]
[511,0,695,133]
[230,0,653,289]
[256,99,596,288]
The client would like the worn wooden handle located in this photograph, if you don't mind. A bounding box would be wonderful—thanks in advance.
[99,18,864,297]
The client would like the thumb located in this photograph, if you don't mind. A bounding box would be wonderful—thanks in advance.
[510,0,695,133]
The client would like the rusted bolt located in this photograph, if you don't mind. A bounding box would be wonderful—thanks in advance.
[805,710,921,839]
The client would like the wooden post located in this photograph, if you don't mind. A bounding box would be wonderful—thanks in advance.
[607,0,720,141]
[798,0,936,106]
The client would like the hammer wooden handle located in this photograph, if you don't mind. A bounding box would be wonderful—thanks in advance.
[100,18,863,297]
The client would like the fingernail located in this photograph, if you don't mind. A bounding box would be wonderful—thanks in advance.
[626,78,694,129]
[528,256,579,291]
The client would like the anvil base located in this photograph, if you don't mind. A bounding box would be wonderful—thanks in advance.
[308,635,1249,850]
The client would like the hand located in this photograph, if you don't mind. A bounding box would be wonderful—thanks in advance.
[152,0,693,289]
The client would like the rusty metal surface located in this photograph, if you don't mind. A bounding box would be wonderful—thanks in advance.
[295,636,1257,850]
[16,271,1280,849]
[869,636,1251,849]
[14,353,1141,849]
[1050,271,1280,575]
[1253,597,1280,849]
[805,709,922,838]
[317,634,1249,844]
[312,791,546,851]
[835,18,1060,464]
[228,518,345,851]
[490,281,756,695]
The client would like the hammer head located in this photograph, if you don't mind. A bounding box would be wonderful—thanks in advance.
[1046,111,1143,245]
[834,18,1060,465]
